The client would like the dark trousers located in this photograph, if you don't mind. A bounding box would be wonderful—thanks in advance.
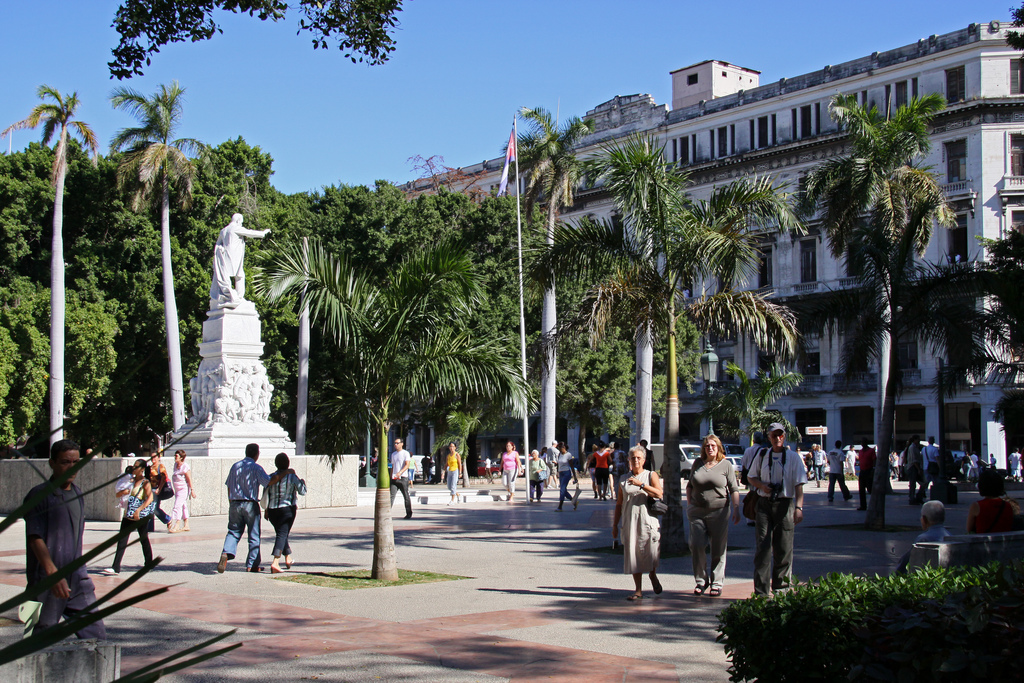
[907,464,925,503]
[558,471,573,504]
[267,505,296,558]
[595,467,610,497]
[827,473,851,501]
[530,480,545,500]
[36,572,106,640]
[390,478,412,517]
[753,496,795,595]
[112,516,153,573]
[858,467,874,509]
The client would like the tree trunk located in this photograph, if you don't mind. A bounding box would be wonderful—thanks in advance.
[661,307,686,553]
[160,180,186,429]
[539,207,557,451]
[635,323,654,446]
[866,327,898,530]
[48,162,66,448]
[371,419,398,580]
[296,275,310,455]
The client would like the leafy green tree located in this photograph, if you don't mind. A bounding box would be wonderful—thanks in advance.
[537,135,801,551]
[109,0,404,78]
[802,94,979,529]
[517,107,594,454]
[261,240,527,580]
[1009,5,1024,51]
[698,362,802,444]
[111,81,207,431]
[3,86,99,448]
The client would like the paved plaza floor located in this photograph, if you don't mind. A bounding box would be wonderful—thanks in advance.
[0,478,981,682]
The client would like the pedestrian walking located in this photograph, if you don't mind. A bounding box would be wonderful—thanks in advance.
[147,448,172,532]
[528,450,548,502]
[593,442,612,500]
[168,450,196,533]
[857,444,876,511]
[612,446,664,600]
[811,444,826,487]
[104,459,155,576]
[264,453,306,573]
[686,435,741,596]
[444,442,461,506]
[1011,448,1022,482]
[500,440,522,503]
[217,443,278,573]
[555,442,577,511]
[747,423,807,596]
[389,437,414,519]
[26,440,106,639]
[826,440,852,503]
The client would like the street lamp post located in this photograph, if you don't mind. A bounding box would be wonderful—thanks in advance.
[700,342,719,436]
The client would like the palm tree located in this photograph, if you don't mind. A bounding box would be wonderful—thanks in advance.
[517,107,594,452]
[536,135,802,551]
[802,93,973,528]
[3,86,99,447]
[110,81,206,430]
[260,240,527,580]
[699,362,803,444]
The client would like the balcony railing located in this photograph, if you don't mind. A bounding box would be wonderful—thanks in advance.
[792,282,819,294]
[941,180,972,198]
[832,372,878,393]
[1004,175,1024,191]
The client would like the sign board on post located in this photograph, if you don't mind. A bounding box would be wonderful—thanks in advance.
[805,426,827,435]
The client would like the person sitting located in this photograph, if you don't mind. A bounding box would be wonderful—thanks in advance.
[967,469,1019,534]
[895,500,951,573]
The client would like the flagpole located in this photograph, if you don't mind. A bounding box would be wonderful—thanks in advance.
[512,115,531,505]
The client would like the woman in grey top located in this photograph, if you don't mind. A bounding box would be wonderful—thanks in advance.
[686,434,740,596]
[264,453,307,573]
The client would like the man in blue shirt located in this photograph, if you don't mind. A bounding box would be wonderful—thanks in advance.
[920,436,940,496]
[217,443,285,573]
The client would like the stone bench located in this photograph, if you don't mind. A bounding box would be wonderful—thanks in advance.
[908,530,1024,569]
[0,640,119,682]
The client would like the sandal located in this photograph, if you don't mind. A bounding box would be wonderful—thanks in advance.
[652,576,663,595]
[709,587,722,597]
[626,592,643,601]
[693,584,708,595]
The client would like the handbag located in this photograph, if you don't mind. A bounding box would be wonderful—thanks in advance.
[742,490,759,521]
[646,497,668,516]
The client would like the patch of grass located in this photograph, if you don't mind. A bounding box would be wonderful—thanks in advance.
[813,523,919,533]
[274,569,468,590]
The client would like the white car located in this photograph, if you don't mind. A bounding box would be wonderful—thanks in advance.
[648,443,703,478]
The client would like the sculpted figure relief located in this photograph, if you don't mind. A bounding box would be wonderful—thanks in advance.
[187,359,273,426]
[209,213,270,309]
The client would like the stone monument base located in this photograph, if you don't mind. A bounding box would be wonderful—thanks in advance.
[169,420,295,460]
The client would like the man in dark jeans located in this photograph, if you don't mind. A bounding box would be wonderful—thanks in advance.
[389,438,413,519]
[857,444,876,511]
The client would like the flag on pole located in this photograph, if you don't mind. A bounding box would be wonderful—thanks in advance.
[498,125,516,196]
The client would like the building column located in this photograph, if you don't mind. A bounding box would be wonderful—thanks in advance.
[825,404,842,449]
[924,404,940,445]
[981,399,1006,468]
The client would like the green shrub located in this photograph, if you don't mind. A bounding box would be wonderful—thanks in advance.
[715,564,1013,682]
[851,561,1024,681]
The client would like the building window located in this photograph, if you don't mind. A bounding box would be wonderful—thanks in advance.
[895,81,908,108]
[1011,210,1024,233]
[758,353,775,374]
[678,137,689,165]
[729,124,736,155]
[1013,59,1024,95]
[759,246,773,288]
[749,120,755,151]
[946,66,966,104]
[802,352,821,376]
[885,84,892,115]
[948,214,968,263]
[720,357,735,380]
[709,129,716,159]
[861,90,868,107]
[945,140,966,182]
[1013,135,1024,176]
[800,240,817,283]
[718,126,728,157]
[791,109,798,141]
[757,116,769,149]
[814,102,821,135]
[897,340,918,370]
[687,73,699,85]
[800,105,812,139]
[912,77,919,98]
[771,114,777,145]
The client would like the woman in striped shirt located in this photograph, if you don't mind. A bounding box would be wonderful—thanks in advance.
[264,453,307,574]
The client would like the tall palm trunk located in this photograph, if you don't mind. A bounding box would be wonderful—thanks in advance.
[540,206,558,450]
[635,323,654,445]
[372,418,398,580]
[866,324,898,529]
[48,159,66,447]
[160,178,186,429]
[661,300,686,552]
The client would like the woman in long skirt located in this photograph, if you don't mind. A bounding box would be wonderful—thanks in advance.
[612,445,664,600]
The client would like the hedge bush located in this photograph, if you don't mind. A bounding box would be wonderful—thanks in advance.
[715,562,1023,682]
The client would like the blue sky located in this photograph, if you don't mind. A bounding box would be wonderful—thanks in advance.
[0,1,1011,195]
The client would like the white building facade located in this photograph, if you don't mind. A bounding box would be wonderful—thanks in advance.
[417,21,1021,465]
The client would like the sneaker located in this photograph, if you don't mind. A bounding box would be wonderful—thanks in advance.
[100,567,119,576]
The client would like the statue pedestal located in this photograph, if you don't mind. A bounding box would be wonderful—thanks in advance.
[171,301,295,458]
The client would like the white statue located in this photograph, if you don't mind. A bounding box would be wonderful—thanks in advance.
[210,213,270,309]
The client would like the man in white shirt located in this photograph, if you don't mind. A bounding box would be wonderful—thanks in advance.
[747,423,807,596]
[826,440,852,503]
[389,438,413,519]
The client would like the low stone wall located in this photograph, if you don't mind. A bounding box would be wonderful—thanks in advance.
[908,530,1024,569]
[0,454,358,522]
[0,640,119,682]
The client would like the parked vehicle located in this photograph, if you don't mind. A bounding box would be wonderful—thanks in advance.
[649,443,703,478]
